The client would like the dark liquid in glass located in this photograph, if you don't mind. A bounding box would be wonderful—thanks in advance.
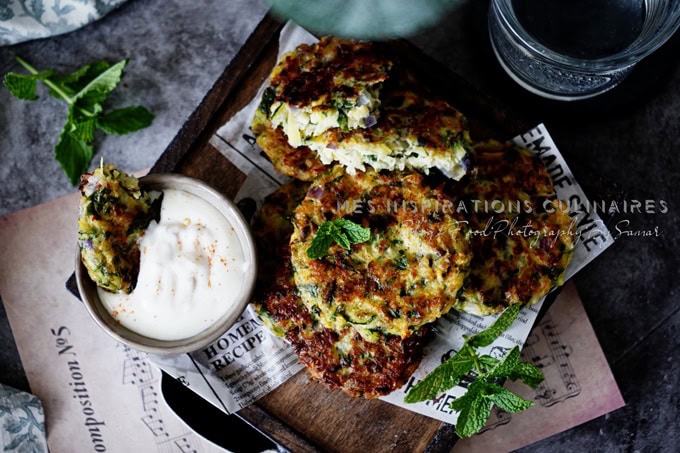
[512,0,646,59]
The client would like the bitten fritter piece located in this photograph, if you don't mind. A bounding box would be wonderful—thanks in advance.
[446,141,575,315]
[78,164,158,293]
[260,36,391,147]
[290,166,472,341]
[252,108,329,181]
[251,181,429,398]
[306,88,472,180]
[253,38,471,180]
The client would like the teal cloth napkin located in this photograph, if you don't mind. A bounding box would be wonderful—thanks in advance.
[0,0,127,46]
[0,384,47,453]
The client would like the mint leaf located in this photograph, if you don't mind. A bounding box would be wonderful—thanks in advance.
[72,59,127,108]
[478,355,499,370]
[49,60,112,99]
[3,73,38,100]
[507,361,544,388]
[486,346,521,379]
[5,69,55,101]
[306,222,335,259]
[406,303,541,438]
[333,227,351,249]
[468,303,521,348]
[455,392,492,438]
[404,347,475,403]
[479,352,544,387]
[335,218,371,243]
[96,106,154,135]
[70,119,96,142]
[449,380,483,412]
[306,218,371,259]
[484,383,534,413]
[450,380,532,436]
[55,119,94,185]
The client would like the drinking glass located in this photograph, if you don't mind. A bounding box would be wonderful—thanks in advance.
[488,0,680,100]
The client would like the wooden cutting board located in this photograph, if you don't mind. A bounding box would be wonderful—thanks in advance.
[150,14,535,453]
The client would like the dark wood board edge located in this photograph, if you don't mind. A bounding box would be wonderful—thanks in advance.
[146,13,323,451]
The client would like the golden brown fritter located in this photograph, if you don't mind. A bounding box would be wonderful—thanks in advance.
[253,40,472,180]
[306,87,471,179]
[251,178,311,288]
[290,166,472,341]
[260,36,391,146]
[268,36,390,111]
[78,163,158,293]
[251,181,429,398]
[446,141,575,315]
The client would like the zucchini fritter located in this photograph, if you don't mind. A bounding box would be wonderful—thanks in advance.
[253,37,472,180]
[261,36,391,147]
[306,88,471,179]
[248,37,576,399]
[78,164,157,293]
[252,181,428,398]
[447,141,575,315]
[251,178,311,294]
[290,166,472,341]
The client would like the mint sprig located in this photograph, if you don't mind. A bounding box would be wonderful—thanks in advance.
[3,57,154,185]
[306,218,371,259]
[468,303,522,347]
[404,304,543,438]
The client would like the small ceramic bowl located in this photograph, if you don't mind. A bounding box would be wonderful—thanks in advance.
[75,173,257,355]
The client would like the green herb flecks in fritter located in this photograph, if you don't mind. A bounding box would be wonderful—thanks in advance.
[253,38,472,181]
[446,141,575,316]
[307,88,472,180]
[251,180,429,398]
[290,166,472,341]
[252,107,330,181]
[78,163,159,293]
[262,36,391,147]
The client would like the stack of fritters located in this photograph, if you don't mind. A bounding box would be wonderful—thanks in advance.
[251,181,430,398]
[250,37,574,398]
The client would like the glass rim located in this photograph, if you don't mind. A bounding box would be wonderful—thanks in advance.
[491,0,680,69]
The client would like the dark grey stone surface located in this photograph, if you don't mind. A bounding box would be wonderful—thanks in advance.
[1,0,678,451]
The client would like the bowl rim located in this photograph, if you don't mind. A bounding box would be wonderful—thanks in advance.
[75,173,258,355]
[490,0,680,70]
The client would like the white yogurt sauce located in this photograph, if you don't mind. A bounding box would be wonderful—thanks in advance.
[98,189,249,341]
